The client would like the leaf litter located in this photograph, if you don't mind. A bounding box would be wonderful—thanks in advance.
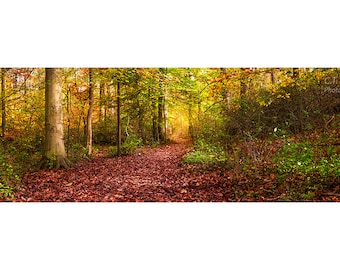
[13,142,340,202]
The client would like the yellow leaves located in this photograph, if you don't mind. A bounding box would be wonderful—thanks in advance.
[276,93,291,99]
[268,84,291,100]
[279,76,295,87]
[259,100,266,107]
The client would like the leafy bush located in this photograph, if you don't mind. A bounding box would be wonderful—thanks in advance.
[182,139,228,166]
[106,135,144,157]
[274,141,314,174]
[0,158,20,199]
[273,140,340,179]
[66,143,88,162]
[121,135,143,155]
[107,146,116,156]
[182,150,216,165]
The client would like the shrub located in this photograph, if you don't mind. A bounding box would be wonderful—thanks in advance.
[273,141,314,175]
[107,145,118,157]
[182,139,228,166]
[121,135,143,155]
[106,135,144,157]
[273,140,340,179]
[182,150,216,165]
[0,158,20,199]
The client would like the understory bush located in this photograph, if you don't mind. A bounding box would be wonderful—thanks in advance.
[273,140,340,181]
[0,135,43,199]
[182,139,228,166]
[0,157,20,199]
[121,135,143,155]
[107,135,144,156]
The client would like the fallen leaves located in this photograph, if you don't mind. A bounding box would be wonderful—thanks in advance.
[13,143,230,202]
[12,142,340,202]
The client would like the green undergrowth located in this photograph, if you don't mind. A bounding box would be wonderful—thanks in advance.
[272,137,340,200]
[182,139,229,167]
[182,130,340,201]
[273,140,340,179]
[106,135,144,157]
[0,161,19,200]
[0,151,21,200]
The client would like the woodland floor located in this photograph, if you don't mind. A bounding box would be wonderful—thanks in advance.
[14,140,233,202]
[13,139,339,202]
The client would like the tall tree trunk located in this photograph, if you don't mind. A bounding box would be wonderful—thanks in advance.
[188,102,193,139]
[66,82,72,154]
[158,69,166,142]
[117,81,122,156]
[150,87,158,141]
[163,93,167,143]
[99,81,105,123]
[271,68,275,84]
[158,95,164,142]
[86,68,94,156]
[1,68,6,138]
[41,68,72,169]
[136,98,145,141]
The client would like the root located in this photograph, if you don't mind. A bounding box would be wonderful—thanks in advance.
[40,155,74,169]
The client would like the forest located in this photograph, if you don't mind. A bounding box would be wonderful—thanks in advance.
[0,67,340,202]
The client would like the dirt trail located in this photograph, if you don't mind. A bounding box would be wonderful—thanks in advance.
[14,142,229,202]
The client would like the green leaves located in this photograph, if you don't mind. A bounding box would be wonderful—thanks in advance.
[0,159,19,199]
[273,140,340,179]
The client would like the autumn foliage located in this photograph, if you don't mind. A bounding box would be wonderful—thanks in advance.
[1,68,340,201]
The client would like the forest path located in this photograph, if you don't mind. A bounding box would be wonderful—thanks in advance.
[15,141,229,202]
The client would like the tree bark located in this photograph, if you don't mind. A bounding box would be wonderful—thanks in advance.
[66,80,71,154]
[271,68,275,84]
[41,68,72,169]
[136,98,145,141]
[163,93,167,143]
[158,95,164,142]
[117,81,122,156]
[150,86,158,141]
[188,102,193,139]
[99,81,105,123]
[158,69,166,142]
[1,68,6,138]
[86,68,94,156]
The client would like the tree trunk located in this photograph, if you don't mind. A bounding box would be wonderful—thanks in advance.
[188,102,193,139]
[1,68,6,138]
[136,98,145,141]
[150,87,158,141]
[117,81,122,156]
[158,95,164,142]
[41,68,72,169]
[99,81,105,123]
[66,81,71,154]
[158,69,166,142]
[86,68,94,156]
[163,93,167,143]
[271,68,275,84]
